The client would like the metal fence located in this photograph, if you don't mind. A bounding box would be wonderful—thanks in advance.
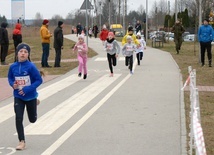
[181,66,207,155]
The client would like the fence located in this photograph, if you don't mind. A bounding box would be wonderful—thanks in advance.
[181,66,207,155]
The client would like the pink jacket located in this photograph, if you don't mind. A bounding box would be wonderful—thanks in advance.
[73,42,88,57]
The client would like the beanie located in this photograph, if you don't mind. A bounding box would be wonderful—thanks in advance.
[204,18,209,22]
[16,43,31,54]
[43,19,49,25]
[103,24,107,29]
[128,26,133,32]
[78,34,85,40]
[58,21,63,27]
[108,32,115,38]
[137,32,141,36]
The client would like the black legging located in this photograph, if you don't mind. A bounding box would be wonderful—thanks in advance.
[14,97,37,142]
[200,42,212,65]
[125,55,133,71]
[136,52,143,65]
[107,53,117,73]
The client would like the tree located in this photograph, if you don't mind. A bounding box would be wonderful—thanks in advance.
[33,12,43,26]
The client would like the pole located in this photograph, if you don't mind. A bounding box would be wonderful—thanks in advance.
[99,1,102,31]
[146,0,148,41]
[109,0,111,27]
[86,0,89,46]
[175,0,177,21]
[198,0,202,63]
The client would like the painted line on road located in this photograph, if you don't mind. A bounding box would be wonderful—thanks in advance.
[95,57,125,61]
[0,74,81,124]
[41,71,131,155]
[24,74,121,135]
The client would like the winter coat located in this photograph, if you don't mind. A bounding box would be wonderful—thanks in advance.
[54,26,63,49]
[100,29,109,41]
[40,24,52,43]
[8,60,43,101]
[73,42,88,58]
[198,24,213,43]
[171,23,185,39]
[13,23,22,48]
[0,22,9,45]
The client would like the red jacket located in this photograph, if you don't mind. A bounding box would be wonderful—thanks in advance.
[100,29,109,41]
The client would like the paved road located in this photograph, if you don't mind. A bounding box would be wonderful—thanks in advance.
[0,34,186,155]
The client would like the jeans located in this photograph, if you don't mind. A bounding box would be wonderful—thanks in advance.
[54,48,61,67]
[41,43,50,67]
[14,98,37,141]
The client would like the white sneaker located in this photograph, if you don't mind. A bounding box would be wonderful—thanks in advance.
[16,140,25,150]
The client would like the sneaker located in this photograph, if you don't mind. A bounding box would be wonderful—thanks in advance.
[37,99,40,105]
[83,74,87,79]
[130,71,133,75]
[16,140,25,150]
[209,64,212,67]
[109,73,113,77]
[78,72,82,77]
[201,63,205,67]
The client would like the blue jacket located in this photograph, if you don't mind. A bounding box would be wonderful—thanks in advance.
[8,60,43,101]
[198,24,213,43]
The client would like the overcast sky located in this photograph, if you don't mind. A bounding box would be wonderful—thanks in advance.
[0,0,174,19]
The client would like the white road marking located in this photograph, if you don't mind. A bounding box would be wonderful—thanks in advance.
[24,74,121,135]
[95,57,125,61]
[0,74,81,124]
[41,72,131,155]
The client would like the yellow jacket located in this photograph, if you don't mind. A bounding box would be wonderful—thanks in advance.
[40,25,52,43]
[122,34,140,46]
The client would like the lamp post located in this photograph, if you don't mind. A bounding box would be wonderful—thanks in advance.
[99,1,102,31]
[109,0,111,27]
[146,0,148,41]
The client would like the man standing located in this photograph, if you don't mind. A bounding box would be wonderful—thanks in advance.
[198,19,213,67]
[53,21,64,67]
[135,20,142,34]
[40,19,52,67]
[171,20,185,54]
[76,23,82,37]
[0,22,9,65]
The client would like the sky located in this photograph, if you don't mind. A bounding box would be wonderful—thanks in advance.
[0,0,174,19]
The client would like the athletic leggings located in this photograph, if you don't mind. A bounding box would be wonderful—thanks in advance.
[107,53,117,73]
[14,97,37,142]
[125,55,133,71]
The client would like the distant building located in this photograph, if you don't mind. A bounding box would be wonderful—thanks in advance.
[11,0,25,24]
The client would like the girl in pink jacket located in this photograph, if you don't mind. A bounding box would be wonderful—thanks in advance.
[72,35,88,79]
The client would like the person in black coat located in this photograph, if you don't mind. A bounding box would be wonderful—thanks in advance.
[53,21,64,67]
[92,25,99,38]
[76,23,82,36]
[0,22,9,65]
[135,20,142,34]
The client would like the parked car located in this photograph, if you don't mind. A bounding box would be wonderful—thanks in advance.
[165,32,174,41]
[183,34,196,42]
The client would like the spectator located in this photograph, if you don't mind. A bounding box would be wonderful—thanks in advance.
[198,19,213,67]
[40,19,52,67]
[92,24,99,38]
[0,22,9,65]
[135,20,142,34]
[13,19,22,62]
[76,23,82,37]
[53,21,64,67]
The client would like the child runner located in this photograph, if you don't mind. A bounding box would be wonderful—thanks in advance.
[122,36,136,74]
[136,32,146,65]
[104,31,121,77]
[100,24,109,45]
[73,35,88,79]
[7,43,43,150]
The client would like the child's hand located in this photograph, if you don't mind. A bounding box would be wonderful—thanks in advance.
[13,81,18,89]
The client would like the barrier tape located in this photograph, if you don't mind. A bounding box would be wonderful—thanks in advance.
[181,75,190,90]
[193,113,207,155]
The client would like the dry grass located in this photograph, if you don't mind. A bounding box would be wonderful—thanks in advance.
[0,25,97,78]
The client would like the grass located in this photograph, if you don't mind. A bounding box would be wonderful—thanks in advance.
[1,27,214,154]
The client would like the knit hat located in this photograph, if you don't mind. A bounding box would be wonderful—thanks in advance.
[78,34,85,40]
[43,19,49,25]
[58,21,63,27]
[204,18,209,22]
[103,24,107,29]
[108,32,115,38]
[16,43,31,54]
[128,26,133,32]
[137,32,141,36]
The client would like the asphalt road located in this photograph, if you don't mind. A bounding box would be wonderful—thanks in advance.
[0,34,187,155]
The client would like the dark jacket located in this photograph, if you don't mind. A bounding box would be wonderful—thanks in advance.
[54,26,63,49]
[171,23,185,39]
[135,23,142,33]
[0,22,9,45]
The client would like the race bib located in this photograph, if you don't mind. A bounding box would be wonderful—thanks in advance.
[77,45,83,52]
[15,76,31,90]
[126,45,133,52]
[107,43,113,50]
